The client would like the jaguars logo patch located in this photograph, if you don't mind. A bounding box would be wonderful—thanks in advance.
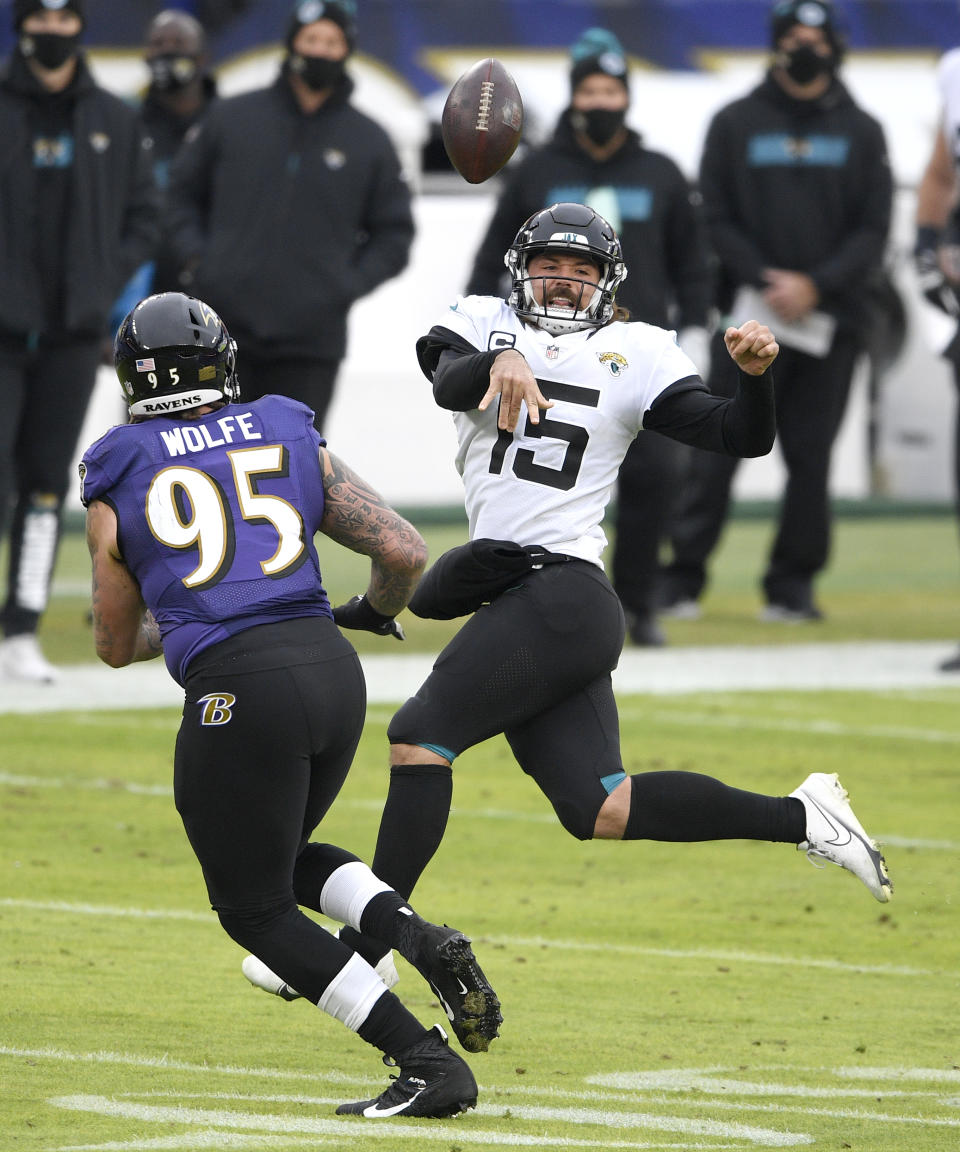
[599,351,628,377]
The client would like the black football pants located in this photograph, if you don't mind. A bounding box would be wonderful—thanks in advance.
[388,560,627,839]
[173,619,379,1004]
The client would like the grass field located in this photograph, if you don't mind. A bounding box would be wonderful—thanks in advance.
[2,513,960,1149]
[29,509,960,659]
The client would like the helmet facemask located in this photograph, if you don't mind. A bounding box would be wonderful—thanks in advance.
[505,203,626,335]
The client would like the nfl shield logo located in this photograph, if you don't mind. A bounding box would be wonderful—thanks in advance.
[546,344,559,360]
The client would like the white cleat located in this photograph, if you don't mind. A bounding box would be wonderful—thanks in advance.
[790,772,893,903]
[242,936,400,1002]
[372,948,400,989]
[0,634,58,683]
[242,954,302,1001]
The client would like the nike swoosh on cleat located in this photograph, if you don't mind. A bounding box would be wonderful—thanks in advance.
[807,797,852,846]
[362,1088,426,1117]
[429,981,455,1017]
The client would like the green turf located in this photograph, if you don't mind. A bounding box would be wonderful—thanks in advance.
[31,511,960,664]
[3,512,960,1146]
[2,688,959,1149]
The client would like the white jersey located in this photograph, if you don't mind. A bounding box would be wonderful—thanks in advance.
[938,48,960,167]
[437,295,699,567]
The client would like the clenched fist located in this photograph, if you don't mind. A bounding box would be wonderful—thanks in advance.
[724,321,779,376]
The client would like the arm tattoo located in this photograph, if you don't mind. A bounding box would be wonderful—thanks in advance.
[320,450,427,615]
[135,610,163,662]
[89,545,119,661]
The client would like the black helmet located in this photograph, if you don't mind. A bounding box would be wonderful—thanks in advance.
[504,202,627,335]
[114,292,239,417]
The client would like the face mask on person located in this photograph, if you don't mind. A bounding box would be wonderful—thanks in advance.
[571,106,627,145]
[22,30,81,70]
[781,44,833,84]
[147,53,200,92]
[289,53,345,91]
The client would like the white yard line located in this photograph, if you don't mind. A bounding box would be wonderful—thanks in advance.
[2,642,958,714]
[0,899,937,977]
[49,1093,769,1150]
[4,1046,956,1150]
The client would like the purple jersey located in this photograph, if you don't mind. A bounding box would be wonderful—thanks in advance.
[79,395,334,685]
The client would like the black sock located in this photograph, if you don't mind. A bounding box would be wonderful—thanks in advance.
[338,923,388,967]
[624,771,806,843]
[339,764,453,965]
[371,763,454,899]
[292,843,362,911]
[356,989,429,1057]
[358,891,418,949]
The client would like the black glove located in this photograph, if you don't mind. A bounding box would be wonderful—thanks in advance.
[332,594,405,640]
[915,226,960,316]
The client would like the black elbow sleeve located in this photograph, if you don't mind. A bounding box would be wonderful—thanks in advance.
[432,348,503,410]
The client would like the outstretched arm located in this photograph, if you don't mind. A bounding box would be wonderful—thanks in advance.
[318,447,427,618]
[644,321,778,457]
[86,500,162,667]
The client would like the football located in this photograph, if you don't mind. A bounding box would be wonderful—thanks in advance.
[440,58,524,184]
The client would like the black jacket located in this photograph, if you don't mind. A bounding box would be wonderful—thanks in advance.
[465,110,711,330]
[138,75,218,294]
[165,70,414,360]
[139,74,218,172]
[0,51,159,338]
[700,71,892,331]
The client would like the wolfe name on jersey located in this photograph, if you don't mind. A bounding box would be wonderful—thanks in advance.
[432,295,698,565]
[79,394,333,684]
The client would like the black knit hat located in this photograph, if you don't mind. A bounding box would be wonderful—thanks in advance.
[769,0,844,55]
[285,0,356,53]
[14,0,84,30]
[569,28,629,94]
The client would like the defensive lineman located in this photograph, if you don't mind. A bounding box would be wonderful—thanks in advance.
[81,291,499,1118]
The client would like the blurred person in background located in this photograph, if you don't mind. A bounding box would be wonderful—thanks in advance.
[0,0,158,682]
[659,0,892,623]
[195,0,252,32]
[914,42,960,673]
[111,7,219,334]
[165,0,414,433]
[466,28,712,646]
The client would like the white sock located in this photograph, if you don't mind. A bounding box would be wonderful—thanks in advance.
[317,952,388,1031]
[320,860,392,929]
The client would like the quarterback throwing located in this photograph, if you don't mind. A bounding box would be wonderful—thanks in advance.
[258,203,891,1017]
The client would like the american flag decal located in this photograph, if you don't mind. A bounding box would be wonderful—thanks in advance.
[135,358,156,372]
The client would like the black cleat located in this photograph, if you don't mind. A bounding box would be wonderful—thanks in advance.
[396,919,502,1053]
[336,1024,477,1118]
